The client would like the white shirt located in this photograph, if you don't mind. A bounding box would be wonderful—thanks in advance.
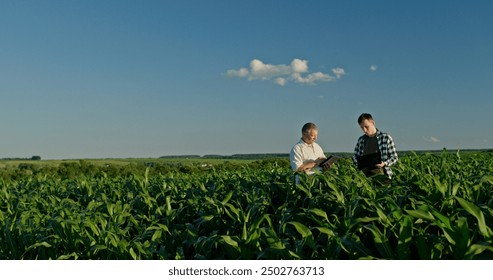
[290,139,326,175]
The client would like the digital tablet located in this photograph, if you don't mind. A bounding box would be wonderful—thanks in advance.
[356,152,382,169]
[318,155,341,167]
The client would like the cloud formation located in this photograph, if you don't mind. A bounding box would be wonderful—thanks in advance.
[370,65,378,71]
[225,58,345,86]
[424,136,440,143]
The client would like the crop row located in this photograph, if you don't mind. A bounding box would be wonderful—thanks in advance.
[1,151,492,259]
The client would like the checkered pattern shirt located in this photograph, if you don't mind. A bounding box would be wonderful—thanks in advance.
[352,130,398,178]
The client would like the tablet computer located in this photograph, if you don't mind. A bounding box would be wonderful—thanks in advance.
[356,152,382,169]
[318,155,341,168]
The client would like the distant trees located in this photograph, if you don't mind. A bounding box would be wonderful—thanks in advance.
[0,155,42,161]
[0,158,291,181]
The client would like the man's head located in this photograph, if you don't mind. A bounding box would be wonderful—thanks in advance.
[358,113,377,137]
[301,122,318,144]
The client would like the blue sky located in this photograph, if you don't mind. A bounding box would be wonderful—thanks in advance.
[1,0,491,159]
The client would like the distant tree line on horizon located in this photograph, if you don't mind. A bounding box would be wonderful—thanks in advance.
[1,156,41,161]
[159,153,291,160]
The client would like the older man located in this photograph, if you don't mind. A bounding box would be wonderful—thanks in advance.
[290,122,327,175]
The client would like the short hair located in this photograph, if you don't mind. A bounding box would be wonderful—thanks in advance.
[357,113,374,124]
[302,122,318,134]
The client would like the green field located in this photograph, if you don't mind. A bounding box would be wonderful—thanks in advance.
[1,150,492,259]
[0,157,254,168]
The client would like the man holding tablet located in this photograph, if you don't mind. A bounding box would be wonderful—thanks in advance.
[290,123,336,175]
[352,113,398,179]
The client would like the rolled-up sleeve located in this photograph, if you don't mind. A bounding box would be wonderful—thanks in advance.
[290,145,304,171]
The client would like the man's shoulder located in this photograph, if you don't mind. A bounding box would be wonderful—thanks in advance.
[357,134,367,142]
[377,130,393,139]
[291,139,305,151]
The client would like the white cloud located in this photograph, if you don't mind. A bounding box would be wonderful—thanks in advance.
[291,59,309,73]
[226,67,249,78]
[275,77,287,86]
[249,59,291,80]
[332,68,346,78]
[225,58,344,86]
[292,71,335,84]
[370,65,378,71]
[424,136,440,143]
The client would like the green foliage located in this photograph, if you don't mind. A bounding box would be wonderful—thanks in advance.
[0,152,492,259]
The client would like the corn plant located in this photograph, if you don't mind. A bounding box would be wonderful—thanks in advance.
[1,152,493,259]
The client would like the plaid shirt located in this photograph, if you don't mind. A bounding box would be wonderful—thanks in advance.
[352,129,398,178]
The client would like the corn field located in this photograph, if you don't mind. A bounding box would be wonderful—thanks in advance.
[1,150,493,259]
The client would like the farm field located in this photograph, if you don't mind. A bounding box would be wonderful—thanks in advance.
[1,150,492,259]
[0,157,255,169]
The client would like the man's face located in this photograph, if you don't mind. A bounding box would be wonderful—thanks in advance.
[359,119,377,137]
[302,129,318,144]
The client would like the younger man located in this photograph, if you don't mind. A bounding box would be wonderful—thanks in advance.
[352,113,398,179]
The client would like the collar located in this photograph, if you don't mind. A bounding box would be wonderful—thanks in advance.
[299,138,314,146]
[364,129,381,139]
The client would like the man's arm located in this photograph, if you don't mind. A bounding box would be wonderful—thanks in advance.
[384,135,398,167]
[290,145,325,172]
[297,160,317,172]
[352,136,365,166]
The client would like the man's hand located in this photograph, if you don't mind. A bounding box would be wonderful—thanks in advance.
[323,161,335,170]
[303,161,317,171]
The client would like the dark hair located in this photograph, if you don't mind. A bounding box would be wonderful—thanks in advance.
[301,122,318,134]
[357,113,374,124]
